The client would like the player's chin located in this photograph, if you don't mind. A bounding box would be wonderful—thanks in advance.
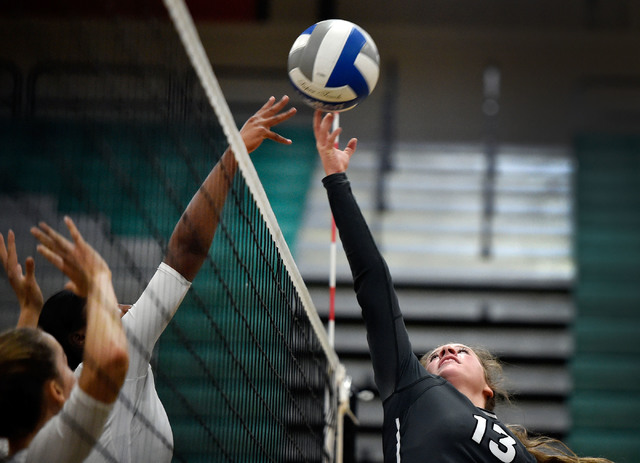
[437,364,463,380]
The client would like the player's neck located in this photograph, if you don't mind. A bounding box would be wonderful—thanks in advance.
[454,384,488,409]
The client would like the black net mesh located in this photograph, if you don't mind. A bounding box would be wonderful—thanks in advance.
[0,2,335,462]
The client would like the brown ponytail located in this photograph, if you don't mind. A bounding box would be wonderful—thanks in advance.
[509,426,614,463]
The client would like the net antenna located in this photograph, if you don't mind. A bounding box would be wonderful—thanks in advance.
[162,0,346,460]
[329,113,358,463]
[328,114,339,349]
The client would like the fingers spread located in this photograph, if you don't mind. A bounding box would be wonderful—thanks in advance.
[345,138,358,156]
[271,107,297,125]
[328,127,342,148]
[266,132,292,145]
[258,95,276,112]
[36,243,65,272]
[270,95,290,113]
[8,230,19,268]
[24,257,36,277]
[0,233,7,268]
[313,110,325,137]
[64,216,85,247]
[32,221,72,257]
[30,225,56,252]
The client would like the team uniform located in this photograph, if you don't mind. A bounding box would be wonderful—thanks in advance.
[2,263,189,463]
[80,262,191,463]
[2,387,113,463]
[324,173,536,463]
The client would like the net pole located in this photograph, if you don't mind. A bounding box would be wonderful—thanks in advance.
[323,112,340,462]
[328,222,336,346]
[329,113,356,463]
[330,113,342,463]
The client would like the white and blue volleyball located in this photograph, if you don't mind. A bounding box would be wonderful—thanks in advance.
[287,19,380,112]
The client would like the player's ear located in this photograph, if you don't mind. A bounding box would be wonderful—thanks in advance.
[482,384,494,404]
[45,378,66,410]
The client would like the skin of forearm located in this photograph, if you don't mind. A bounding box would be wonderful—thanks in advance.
[78,271,129,403]
[16,307,40,328]
[164,148,238,282]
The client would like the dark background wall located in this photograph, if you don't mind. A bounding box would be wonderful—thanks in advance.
[200,0,640,146]
[5,0,639,144]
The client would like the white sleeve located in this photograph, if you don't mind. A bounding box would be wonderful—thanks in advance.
[25,386,113,463]
[122,262,191,377]
[0,438,8,459]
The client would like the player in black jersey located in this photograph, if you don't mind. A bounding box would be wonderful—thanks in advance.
[312,111,614,463]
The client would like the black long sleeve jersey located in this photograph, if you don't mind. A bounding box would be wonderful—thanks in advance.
[324,173,536,463]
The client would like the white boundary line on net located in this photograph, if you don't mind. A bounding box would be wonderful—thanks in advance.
[162,0,342,376]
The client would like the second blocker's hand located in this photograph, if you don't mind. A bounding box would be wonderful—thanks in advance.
[0,230,44,327]
[313,110,357,176]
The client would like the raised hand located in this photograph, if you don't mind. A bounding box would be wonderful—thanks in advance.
[0,230,44,327]
[313,110,358,176]
[240,95,297,153]
[30,216,128,402]
[31,217,110,298]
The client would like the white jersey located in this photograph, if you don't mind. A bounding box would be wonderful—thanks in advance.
[3,387,113,463]
[81,262,191,463]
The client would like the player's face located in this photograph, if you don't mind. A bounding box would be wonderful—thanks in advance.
[71,303,130,353]
[424,343,490,397]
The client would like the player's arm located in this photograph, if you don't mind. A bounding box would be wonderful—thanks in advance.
[122,96,296,376]
[0,230,44,328]
[32,217,128,403]
[164,95,296,281]
[315,111,415,400]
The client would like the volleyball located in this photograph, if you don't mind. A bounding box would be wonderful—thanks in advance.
[287,19,380,112]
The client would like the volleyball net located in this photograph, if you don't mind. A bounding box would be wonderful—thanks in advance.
[0,1,344,461]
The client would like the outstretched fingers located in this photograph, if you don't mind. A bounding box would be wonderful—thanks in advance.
[1,229,44,327]
[266,95,289,114]
[269,106,297,127]
[259,95,295,122]
[31,221,70,258]
[265,131,293,145]
[258,95,277,112]
[24,256,36,280]
[35,241,65,273]
[315,111,341,150]
[31,218,71,270]
[1,230,29,288]
[327,126,343,148]
[241,96,297,152]
[312,110,357,176]
[262,96,296,143]
[344,138,358,157]
[313,111,330,146]
[63,216,85,248]
[31,217,100,298]
[0,233,6,268]
[0,231,13,274]
[0,230,21,289]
